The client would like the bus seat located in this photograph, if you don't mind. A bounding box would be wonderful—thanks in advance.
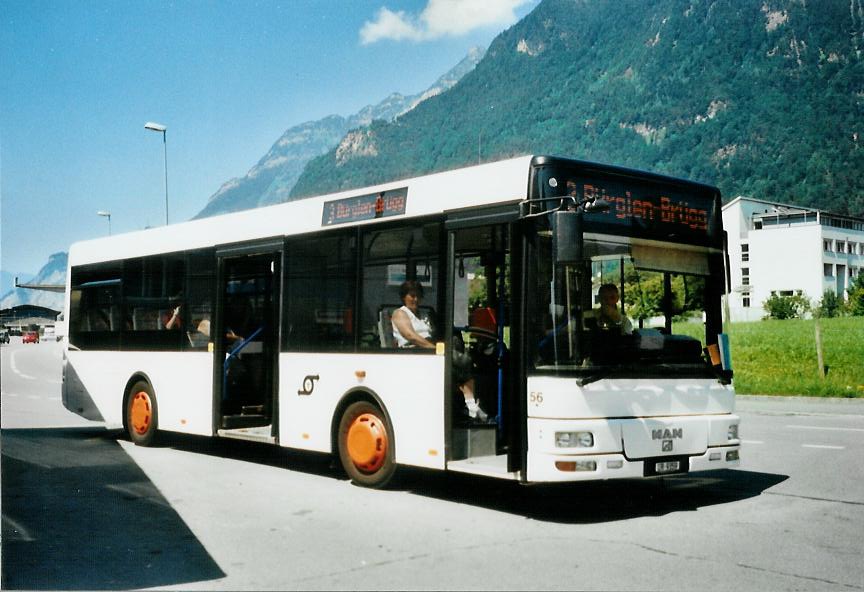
[378,306,397,348]
[468,306,497,341]
[108,305,122,331]
[132,307,159,330]
[379,304,436,349]
[469,306,496,332]
[187,330,209,348]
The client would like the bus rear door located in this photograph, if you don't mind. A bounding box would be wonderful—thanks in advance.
[214,245,282,439]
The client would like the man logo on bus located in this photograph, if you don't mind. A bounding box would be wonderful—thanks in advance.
[652,428,683,440]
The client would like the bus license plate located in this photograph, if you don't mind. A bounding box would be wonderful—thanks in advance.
[655,460,681,474]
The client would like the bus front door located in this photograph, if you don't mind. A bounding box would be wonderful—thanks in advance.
[448,222,514,462]
[214,250,280,433]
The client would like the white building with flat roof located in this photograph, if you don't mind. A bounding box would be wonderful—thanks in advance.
[722,196,864,321]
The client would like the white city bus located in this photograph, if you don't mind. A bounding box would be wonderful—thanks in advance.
[63,155,740,488]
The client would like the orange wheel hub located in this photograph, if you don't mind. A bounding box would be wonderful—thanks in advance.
[130,391,152,435]
[346,413,388,473]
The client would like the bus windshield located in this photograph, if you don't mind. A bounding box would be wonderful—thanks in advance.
[527,163,725,380]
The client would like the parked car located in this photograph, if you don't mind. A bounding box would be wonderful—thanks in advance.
[22,331,40,344]
[0,330,9,344]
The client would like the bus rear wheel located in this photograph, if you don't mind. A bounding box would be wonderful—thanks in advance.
[126,380,159,446]
[337,401,396,489]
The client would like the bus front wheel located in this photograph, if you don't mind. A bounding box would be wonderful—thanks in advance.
[337,401,396,489]
[126,381,159,446]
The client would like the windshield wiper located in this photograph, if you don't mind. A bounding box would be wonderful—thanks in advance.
[575,372,608,386]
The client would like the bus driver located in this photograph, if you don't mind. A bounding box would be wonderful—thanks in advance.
[596,283,633,334]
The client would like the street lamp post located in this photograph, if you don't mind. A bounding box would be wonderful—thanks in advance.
[144,121,169,225]
[96,210,112,235]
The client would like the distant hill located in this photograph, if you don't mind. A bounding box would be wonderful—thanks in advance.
[291,0,864,217]
[194,47,486,218]
[0,252,66,311]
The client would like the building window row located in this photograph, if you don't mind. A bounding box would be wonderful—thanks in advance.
[824,239,863,255]
[825,263,862,278]
[821,216,864,232]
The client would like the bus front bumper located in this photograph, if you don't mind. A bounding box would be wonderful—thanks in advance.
[526,445,741,483]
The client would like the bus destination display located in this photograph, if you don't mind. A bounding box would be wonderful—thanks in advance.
[573,177,719,243]
[322,188,408,226]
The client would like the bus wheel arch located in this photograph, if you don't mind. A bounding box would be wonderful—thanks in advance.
[123,375,159,447]
[333,389,396,489]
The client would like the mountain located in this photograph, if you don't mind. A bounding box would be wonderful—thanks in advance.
[194,47,486,218]
[0,252,67,310]
[290,0,864,218]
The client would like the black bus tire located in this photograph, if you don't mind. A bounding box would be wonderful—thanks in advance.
[337,401,396,489]
[126,380,159,447]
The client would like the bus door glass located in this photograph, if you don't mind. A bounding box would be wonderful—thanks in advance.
[216,251,280,431]
[450,224,511,458]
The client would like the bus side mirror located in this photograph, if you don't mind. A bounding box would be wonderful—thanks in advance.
[553,210,582,264]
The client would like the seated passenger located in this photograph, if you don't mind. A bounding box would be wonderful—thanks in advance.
[392,280,489,423]
[595,283,633,335]
[391,280,435,349]
[162,294,184,330]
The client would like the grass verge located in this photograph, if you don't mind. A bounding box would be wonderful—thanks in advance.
[722,317,863,397]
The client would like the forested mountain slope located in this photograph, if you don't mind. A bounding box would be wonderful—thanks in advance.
[292,0,864,216]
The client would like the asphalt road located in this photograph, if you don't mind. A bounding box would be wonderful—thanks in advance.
[2,339,863,591]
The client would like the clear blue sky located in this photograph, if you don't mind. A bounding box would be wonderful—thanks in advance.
[0,0,537,275]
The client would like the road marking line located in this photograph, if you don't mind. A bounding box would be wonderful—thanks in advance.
[802,444,846,450]
[9,350,38,380]
[742,440,764,444]
[787,424,864,433]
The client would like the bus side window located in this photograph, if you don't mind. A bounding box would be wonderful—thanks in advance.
[284,232,356,353]
[359,223,441,352]
[68,269,122,350]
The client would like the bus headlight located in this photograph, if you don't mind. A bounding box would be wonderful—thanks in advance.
[555,431,594,448]
[728,424,739,441]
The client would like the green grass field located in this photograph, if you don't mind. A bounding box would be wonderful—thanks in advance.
[678,317,864,397]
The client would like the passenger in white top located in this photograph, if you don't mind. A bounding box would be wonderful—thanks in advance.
[391,280,489,422]
[391,280,435,349]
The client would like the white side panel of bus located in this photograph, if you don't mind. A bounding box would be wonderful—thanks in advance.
[65,351,214,436]
[279,353,446,470]
[526,376,735,420]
